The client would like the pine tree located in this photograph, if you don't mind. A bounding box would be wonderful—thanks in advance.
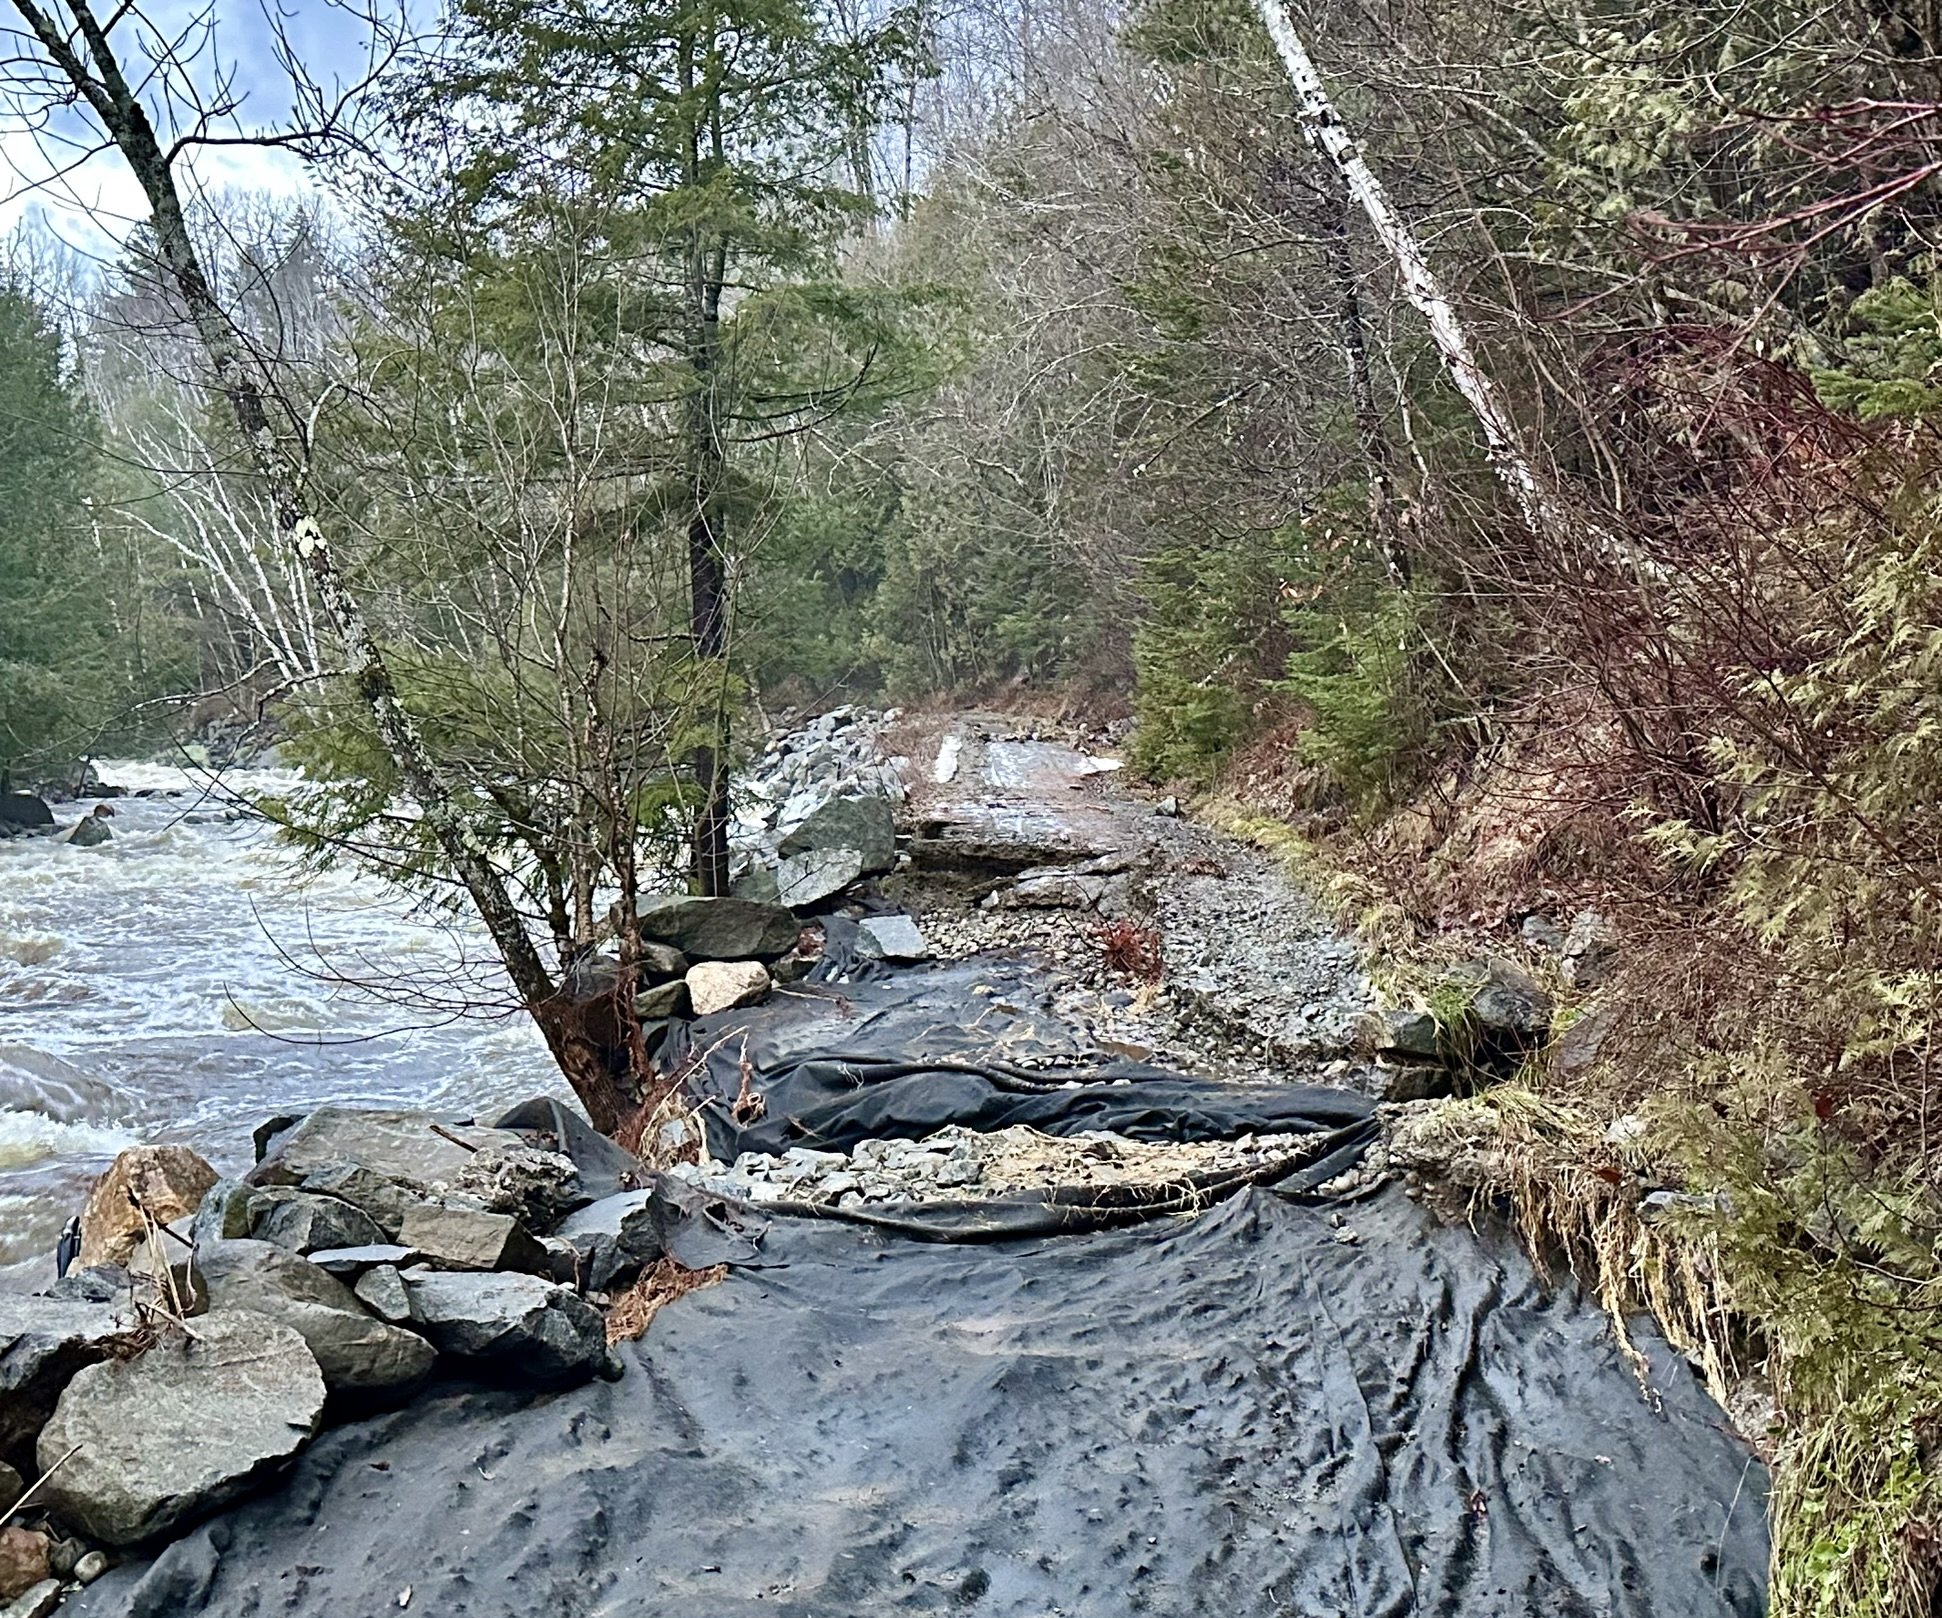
[0,285,109,774]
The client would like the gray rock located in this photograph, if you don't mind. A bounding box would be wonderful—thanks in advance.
[253,1189,387,1255]
[37,1311,326,1547]
[686,960,772,1017]
[65,814,112,847]
[296,1163,422,1238]
[248,1107,523,1192]
[777,795,896,874]
[729,863,782,905]
[2,1580,60,1618]
[636,978,690,1020]
[1554,1002,1615,1075]
[72,1551,108,1586]
[197,1240,435,1398]
[192,1178,265,1246]
[555,1191,668,1292]
[1377,1009,1440,1060]
[1368,1059,1453,1103]
[36,1266,128,1303]
[1447,958,1552,1039]
[988,871,1109,910]
[453,1143,582,1228]
[634,894,802,962]
[0,793,51,829]
[638,942,689,983]
[397,1205,549,1274]
[857,914,928,962]
[398,1271,607,1385]
[1519,913,1565,952]
[0,1296,142,1455]
[0,1463,21,1518]
[775,846,865,908]
[1561,910,1618,988]
[353,1265,413,1325]
[306,1243,418,1277]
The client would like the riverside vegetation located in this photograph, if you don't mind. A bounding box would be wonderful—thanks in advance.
[3,0,1942,1608]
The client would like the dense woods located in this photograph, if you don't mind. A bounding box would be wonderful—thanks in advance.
[8,0,1942,1607]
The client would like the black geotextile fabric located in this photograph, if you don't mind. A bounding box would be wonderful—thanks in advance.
[671,955,1379,1166]
[74,1182,1769,1618]
[72,955,1768,1616]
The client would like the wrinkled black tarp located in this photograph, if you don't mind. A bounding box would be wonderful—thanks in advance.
[73,954,1769,1617]
[75,1182,1767,1618]
[673,956,1378,1164]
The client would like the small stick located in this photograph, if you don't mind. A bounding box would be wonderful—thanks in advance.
[0,1443,81,1530]
[429,1123,482,1153]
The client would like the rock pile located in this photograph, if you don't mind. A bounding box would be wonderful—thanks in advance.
[729,707,907,908]
[664,1123,1323,1208]
[0,1106,688,1594]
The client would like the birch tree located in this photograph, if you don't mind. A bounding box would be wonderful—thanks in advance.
[0,0,645,1132]
[1249,0,1577,551]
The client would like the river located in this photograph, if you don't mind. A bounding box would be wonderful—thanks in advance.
[0,763,559,1291]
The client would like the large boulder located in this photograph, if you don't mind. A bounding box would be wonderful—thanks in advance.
[77,1145,219,1270]
[353,1265,413,1325]
[638,942,689,983]
[0,1296,143,1459]
[249,1108,524,1192]
[554,1190,670,1292]
[3,1579,60,1618]
[777,794,896,874]
[634,894,801,962]
[686,960,772,1017]
[774,847,865,909]
[637,978,690,1020]
[37,1312,325,1547]
[294,1163,422,1238]
[398,1271,606,1385]
[397,1205,548,1274]
[65,814,112,848]
[0,794,51,830]
[252,1189,387,1255]
[191,1178,266,1247]
[196,1240,435,1399]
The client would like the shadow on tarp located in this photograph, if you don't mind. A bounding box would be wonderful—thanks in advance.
[73,954,1769,1617]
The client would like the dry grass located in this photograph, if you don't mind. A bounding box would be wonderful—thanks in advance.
[604,1257,728,1344]
[1383,1089,1738,1401]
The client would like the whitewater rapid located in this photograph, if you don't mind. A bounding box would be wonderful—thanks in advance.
[0,762,558,1290]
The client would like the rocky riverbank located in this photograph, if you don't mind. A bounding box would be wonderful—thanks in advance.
[0,705,1531,1613]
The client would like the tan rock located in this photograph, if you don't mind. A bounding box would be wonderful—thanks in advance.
[78,1146,219,1270]
[685,960,772,1017]
[0,1527,51,1603]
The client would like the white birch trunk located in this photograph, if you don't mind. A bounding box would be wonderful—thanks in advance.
[1251,0,1588,554]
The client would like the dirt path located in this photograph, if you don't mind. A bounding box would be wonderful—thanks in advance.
[885,712,1378,1090]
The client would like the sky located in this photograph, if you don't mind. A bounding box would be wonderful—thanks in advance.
[0,0,419,273]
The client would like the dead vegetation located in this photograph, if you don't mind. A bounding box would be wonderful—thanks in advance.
[604,1258,729,1345]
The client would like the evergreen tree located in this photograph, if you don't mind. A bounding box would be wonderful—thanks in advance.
[0,285,109,775]
[386,0,926,893]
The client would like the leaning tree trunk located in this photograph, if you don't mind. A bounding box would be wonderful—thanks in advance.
[1251,0,1594,556]
[683,237,733,899]
[9,0,639,1135]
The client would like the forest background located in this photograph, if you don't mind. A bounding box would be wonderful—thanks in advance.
[6,0,1942,1610]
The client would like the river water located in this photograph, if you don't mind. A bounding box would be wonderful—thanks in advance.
[0,764,558,1291]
